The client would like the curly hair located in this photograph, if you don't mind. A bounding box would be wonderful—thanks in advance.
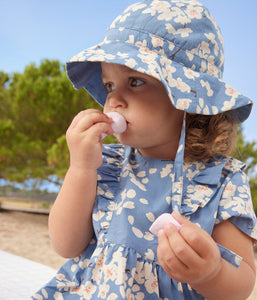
[184,112,238,162]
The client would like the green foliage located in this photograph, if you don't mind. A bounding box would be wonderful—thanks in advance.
[0,59,102,184]
[233,127,257,214]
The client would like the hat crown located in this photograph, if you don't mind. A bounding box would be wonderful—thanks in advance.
[107,0,224,79]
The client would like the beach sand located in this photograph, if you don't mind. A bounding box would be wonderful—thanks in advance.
[1,210,256,299]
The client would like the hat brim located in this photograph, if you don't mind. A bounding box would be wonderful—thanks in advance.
[66,40,252,123]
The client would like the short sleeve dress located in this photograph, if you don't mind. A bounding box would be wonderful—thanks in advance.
[31,144,257,300]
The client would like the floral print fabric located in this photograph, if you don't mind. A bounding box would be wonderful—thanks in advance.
[31,144,257,300]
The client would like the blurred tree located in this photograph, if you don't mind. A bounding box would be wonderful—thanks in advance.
[0,71,14,179]
[233,127,257,213]
[0,59,107,185]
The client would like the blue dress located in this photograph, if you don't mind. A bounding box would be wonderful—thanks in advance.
[31,144,257,299]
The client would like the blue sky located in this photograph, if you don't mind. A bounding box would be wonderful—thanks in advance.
[0,0,256,142]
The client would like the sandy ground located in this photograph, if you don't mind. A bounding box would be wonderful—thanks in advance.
[1,210,257,299]
[0,210,66,270]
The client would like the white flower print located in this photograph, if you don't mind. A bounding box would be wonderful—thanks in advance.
[161,60,176,79]
[207,62,220,78]
[135,40,148,48]
[106,293,119,300]
[212,106,219,114]
[105,190,114,198]
[130,176,147,191]
[200,80,213,97]
[166,196,172,205]
[93,210,105,222]
[186,168,200,181]
[109,15,122,29]
[116,52,129,59]
[160,164,173,178]
[222,181,236,200]
[137,171,146,177]
[132,226,144,238]
[176,98,192,110]
[205,32,219,56]
[170,77,191,93]
[126,35,135,44]
[139,198,149,204]
[221,85,242,111]
[142,178,149,184]
[149,168,157,174]
[186,51,194,62]
[189,40,212,63]
[87,52,116,62]
[128,215,134,225]
[172,6,191,24]
[165,23,192,37]
[146,212,155,222]
[144,263,158,294]
[142,1,171,17]
[98,283,110,299]
[151,35,164,48]
[79,258,90,270]
[185,184,213,210]
[54,292,64,300]
[230,196,252,216]
[108,188,136,215]
[196,98,210,115]
[127,189,136,198]
[144,248,155,261]
[220,210,231,220]
[120,13,131,23]
[178,282,183,293]
[183,67,200,80]
[200,59,207,73]
[41,289,48,299]
[134,261,145,285]
[32,293,43,300]
[185,5,203,19]
[225,84,240,98]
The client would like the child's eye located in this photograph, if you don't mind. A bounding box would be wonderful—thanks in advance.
[130,78,145,87]
[104,82,115,93]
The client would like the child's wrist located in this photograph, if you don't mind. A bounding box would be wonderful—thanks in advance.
[189,257,223,293]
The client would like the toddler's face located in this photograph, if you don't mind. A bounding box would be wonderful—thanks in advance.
[101,62,184,160]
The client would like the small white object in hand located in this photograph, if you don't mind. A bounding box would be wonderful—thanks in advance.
[149,213,181,236]
[101,112,127,139]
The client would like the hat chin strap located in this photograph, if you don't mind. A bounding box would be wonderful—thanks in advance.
[172,112,186,215]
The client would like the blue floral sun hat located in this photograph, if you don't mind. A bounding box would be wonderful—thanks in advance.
[66,0,253,123]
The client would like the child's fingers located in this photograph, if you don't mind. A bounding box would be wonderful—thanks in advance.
[70,110,112,132]
[157,229,188,279]
[162,222,202,269]
[172,212,220,261]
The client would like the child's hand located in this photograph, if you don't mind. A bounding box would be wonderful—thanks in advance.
[66,109,113,170]
[157,212,222,286]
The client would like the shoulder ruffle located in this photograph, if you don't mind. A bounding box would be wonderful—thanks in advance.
[93,144,126,236]
[217,158,257,241]
[181,157,229,215]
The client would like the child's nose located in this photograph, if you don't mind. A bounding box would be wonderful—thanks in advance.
[107,91,127,109]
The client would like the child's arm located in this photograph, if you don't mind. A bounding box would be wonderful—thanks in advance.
[49,109,113,258]
[157,212,256,300]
